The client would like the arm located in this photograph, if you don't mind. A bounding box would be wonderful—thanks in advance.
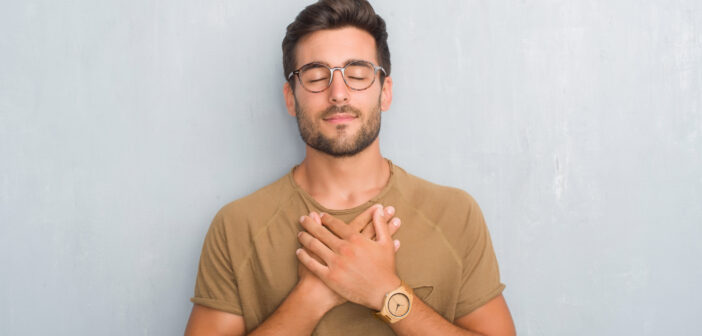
[185,281,333,336]
[249,280,336,335]
[183,292,515,336]
[388,294,515,336]
[185,304,245,336]
[184,277,333,336]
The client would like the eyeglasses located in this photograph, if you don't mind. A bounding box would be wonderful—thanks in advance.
[287,60,386,93]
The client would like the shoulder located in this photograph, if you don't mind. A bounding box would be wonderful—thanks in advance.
[391,165,489,254]
[392,165,481,217]
[210,173,296,240]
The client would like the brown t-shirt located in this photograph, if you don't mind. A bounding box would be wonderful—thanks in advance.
[191,161,505,334]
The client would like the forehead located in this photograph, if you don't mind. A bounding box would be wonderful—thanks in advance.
[295,26,378,68]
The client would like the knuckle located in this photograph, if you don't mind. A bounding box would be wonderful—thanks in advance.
[301,236,314,249]
[348,233,363,244]
[338,243,355,258]
[322,221,336,232]
[312,238,326,251]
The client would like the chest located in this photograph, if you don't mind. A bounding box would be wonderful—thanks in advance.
[235,210,465,330]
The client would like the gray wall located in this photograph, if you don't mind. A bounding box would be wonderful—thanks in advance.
[1,0,700,335]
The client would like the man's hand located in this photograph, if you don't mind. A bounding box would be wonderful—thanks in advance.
[296,206,401,310]
[295,212,345,312]
[296,205,402,312]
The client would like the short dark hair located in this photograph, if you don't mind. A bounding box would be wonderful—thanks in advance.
[282,0,391,89]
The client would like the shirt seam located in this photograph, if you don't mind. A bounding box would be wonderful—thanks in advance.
[190,296,243,316]
[454,283,506,319]
[393,186,464,270]
[234,187,298,275]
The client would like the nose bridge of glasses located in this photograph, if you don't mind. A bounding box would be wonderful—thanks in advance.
[329,66,348,87]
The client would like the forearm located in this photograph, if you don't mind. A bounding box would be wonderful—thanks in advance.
[389,298,482,336]
[248,282,331,336]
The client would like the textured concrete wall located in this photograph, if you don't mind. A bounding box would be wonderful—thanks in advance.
[1,1,700,335]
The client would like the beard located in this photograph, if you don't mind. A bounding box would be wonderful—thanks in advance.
[294,98,381,158]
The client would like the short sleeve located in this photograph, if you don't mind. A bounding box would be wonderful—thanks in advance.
[454,198,505,318]
[190,211,243,315]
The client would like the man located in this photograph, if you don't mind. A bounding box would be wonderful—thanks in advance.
[185,0,515,335]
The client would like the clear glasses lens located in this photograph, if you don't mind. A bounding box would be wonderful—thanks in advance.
[344,62,374,88]
[299,61,376,92]
[299,64,331,92]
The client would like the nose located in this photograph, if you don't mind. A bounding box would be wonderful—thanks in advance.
[328,68,349,105]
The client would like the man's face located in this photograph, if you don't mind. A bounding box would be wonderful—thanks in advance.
[284,26,393,157]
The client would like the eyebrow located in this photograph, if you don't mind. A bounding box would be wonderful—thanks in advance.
[302,59,369,67]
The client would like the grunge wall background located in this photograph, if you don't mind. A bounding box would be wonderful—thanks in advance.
[1,1,700,334]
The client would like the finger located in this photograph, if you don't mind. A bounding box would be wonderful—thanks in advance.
[372,206,390,243]
[310,212,322,225]
[387,217,401,237]
[360,205,396,238]
[297,231,335,262]
[362,215,401,240]
[300,214,342,251]
[350,204,383,233]
[302,247,325,265]
[296,248,328,277]
[384,205,396,218]
[360,222,376,239]
[393,239,401,252]
[320,212,354,239]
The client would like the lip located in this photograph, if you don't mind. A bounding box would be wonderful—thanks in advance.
[323,114,357,124]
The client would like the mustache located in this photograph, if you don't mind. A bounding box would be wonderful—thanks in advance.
[322,105,361,119]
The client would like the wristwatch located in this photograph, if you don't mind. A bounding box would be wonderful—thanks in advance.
[375,281,414,324]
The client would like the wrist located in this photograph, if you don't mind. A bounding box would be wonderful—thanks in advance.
[371,275,402,311]
[293,279,337,317]
[375,280,414,324]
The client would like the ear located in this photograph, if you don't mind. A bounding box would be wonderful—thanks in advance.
[380,76,393,111]
[283,81,297,117]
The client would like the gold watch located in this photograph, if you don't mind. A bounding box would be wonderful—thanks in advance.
[375,281,414,324]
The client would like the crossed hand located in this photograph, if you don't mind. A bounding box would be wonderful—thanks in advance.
[296,204,403,311]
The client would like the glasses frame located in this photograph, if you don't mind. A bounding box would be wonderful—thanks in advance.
[287,60,387,93]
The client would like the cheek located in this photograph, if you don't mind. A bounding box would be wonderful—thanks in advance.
[295,95,325,113]
[294,100,319,121]
[362,92,384,110]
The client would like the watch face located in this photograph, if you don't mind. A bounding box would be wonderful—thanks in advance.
[387,293,410,317]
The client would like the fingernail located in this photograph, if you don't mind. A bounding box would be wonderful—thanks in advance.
[297,231,302,237]
[295,248,301,255]
[375,204,383,210]
[392,218,401,227]
[386,206,395,216]
[319,212,326,218]
[299,216,305,223]
[394,240,400,248]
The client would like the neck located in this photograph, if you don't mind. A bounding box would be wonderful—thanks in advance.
[293,139,390,210]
